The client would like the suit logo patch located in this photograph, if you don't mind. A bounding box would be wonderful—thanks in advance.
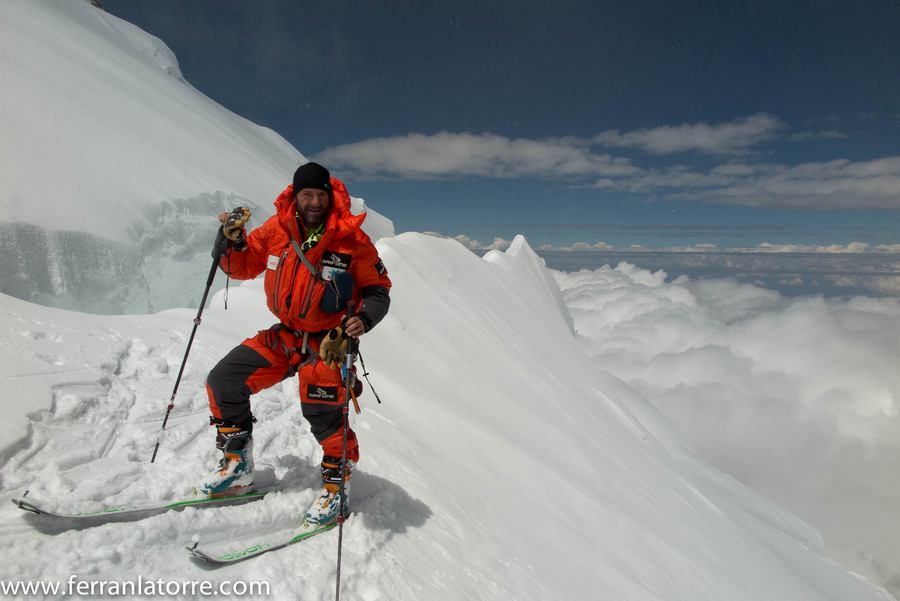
[321,251,351,281]
[374,258,387,277]
[307,385,339,401]
[267,255,279,270]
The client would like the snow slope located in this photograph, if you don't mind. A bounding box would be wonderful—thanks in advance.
[0,0,392,314]
[0,234,892,600]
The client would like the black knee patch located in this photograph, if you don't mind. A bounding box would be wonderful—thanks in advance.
[207,344,271,425]
[301,403,343,442]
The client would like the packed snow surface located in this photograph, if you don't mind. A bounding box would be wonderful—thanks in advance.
[0,234,892,600]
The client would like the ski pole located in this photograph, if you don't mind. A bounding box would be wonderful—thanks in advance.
[335,302,358,601]
[150,226,228,463]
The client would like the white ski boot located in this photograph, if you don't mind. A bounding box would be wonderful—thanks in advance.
[304,455,353,526]
[199,423,254,498]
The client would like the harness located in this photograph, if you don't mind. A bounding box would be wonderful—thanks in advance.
[267,324,331,374]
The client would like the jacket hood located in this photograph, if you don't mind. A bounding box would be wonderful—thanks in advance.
[273,176,366,238]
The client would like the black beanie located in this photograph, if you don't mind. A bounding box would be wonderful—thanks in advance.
[293,162,332,196]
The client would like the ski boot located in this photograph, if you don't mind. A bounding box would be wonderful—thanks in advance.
[199,419,254,498]
[304,455,353,526]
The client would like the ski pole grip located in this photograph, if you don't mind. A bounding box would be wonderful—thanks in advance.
[206,226,227,287]
[211,225,227,260]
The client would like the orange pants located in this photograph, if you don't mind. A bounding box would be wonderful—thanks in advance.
[205,325,359,461]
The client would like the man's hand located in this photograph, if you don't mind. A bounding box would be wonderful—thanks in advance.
[344,316,367,338]
[219,207,251,241]
[319,327,348,368]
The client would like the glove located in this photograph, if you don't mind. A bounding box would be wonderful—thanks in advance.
[222,206,251,242]
[319,327,348,369]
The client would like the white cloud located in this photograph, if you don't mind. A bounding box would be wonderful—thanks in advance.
[317,131,638,179]
[318,119,899,210]
[554,264,900,590]
[484,237,513,251]
[615,156,900,209]
[701,157,900,209]
[662,243,721,253]
[533,242,900,297]
[597,165,736,191]
[592,113,785,155]
[451,234,483,250]
[537,241,615,252]
[533,240,894,255]
[789,130,847,141]
[728,242,871,253]
[423,232,514,252]
[316,114,784,181]
[868,276,900,295]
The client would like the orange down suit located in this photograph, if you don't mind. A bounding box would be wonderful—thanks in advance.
[205,178,391,461]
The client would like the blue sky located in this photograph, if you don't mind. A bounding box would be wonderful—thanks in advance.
[104,0,900,251]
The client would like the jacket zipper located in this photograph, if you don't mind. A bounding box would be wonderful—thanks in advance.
[296,265,321,319]
[283,261,302,309]
[272,250,288,314]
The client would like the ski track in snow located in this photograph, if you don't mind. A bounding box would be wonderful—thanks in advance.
[0,300,436,600]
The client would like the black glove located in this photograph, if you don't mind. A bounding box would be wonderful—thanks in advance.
[223,207,251,242]
[319,327,348,369]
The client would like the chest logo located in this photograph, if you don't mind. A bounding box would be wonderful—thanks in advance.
[321,251,352,281]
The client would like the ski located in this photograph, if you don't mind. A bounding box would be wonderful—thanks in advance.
[187,520,337,563]
[11,488,268,520]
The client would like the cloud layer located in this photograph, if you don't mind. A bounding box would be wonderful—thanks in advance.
[554,264,900,595]
[426,233,900,297]
[593,113,784,155]
[627,157,900,209]
[318,132,638,179]
[317,114,900,209]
